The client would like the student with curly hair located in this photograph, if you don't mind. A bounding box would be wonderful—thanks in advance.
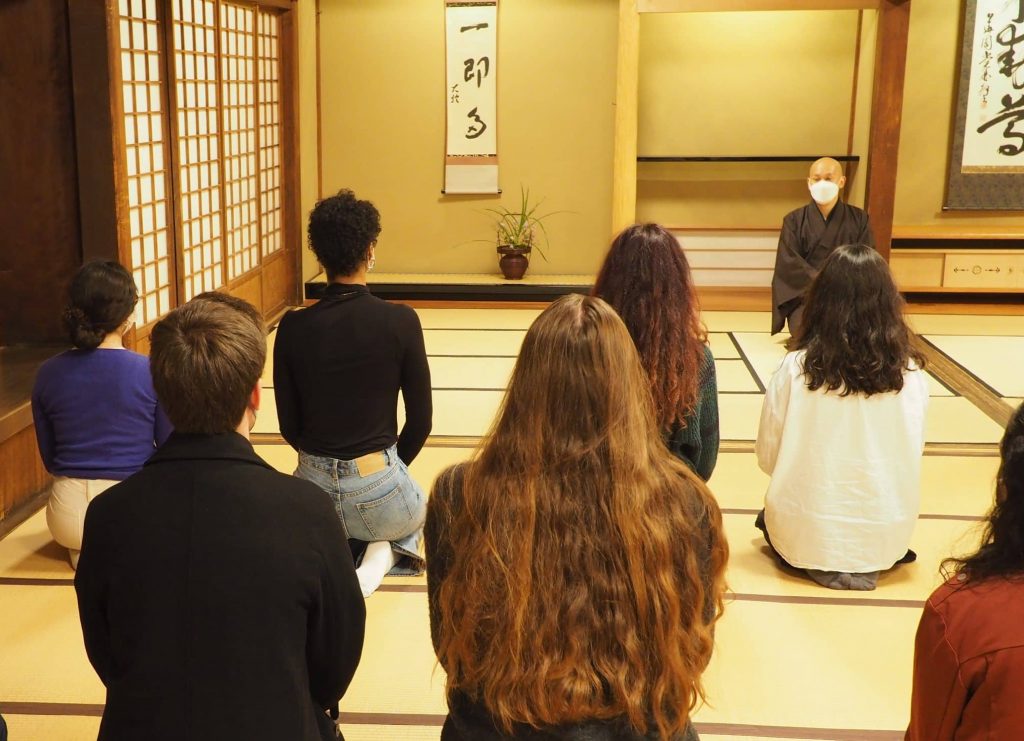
[274,189,432,597]
[426,294,727,740]
[906,402,1024,739]
[754,244,928,590]
[593,223,719,480]
[32,260,172,569]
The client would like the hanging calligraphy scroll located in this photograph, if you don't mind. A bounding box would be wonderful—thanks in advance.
[444,0,499,194]
[947,0,1024,209]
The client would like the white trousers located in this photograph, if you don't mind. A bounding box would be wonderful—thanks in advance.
[46,476,118,569]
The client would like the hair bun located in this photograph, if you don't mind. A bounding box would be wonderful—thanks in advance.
[63,305,105,350]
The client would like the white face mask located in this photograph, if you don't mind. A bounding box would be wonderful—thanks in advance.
[809,179,840,204]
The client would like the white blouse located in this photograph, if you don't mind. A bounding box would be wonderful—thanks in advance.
[755,350,929,573]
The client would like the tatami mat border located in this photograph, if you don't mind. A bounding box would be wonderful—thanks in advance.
[250,434,1000,456]
[0,577,75,586]
[0,703,904,739]
[0,702,103,717]
[718,506,984,522]
[0,578,928,609]
[727,332,767,394]
[366,584,927,609]
[915,336,1013,428]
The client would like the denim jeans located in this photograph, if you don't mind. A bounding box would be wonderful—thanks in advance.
[296,445,426,574]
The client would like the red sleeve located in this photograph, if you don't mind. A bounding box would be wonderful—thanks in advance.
[905,600,966,741]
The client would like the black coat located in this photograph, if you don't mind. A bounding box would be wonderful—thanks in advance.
[75,432,366,741]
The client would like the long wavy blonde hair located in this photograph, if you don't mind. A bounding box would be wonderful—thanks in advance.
[431,294,728,738]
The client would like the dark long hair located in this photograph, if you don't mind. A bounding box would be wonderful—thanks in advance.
[593,223,708,429]
[944,403,1024,582]
[63,260,138,350]
[432,295,727,739]
[791,244,924,395]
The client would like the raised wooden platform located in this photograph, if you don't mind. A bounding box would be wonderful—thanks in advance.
[0,346,61,531]
[305,272,595,303]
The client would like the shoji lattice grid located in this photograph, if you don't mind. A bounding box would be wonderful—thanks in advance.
[172,0,224,300]
[257,10,283,258]
[221,3,260,280]
[117,0,174,327]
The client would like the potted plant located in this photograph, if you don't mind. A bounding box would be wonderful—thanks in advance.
[486,187,555,280]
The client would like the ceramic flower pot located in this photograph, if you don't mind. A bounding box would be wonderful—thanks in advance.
[497,245,530,280]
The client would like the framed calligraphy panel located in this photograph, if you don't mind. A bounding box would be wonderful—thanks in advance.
[947,0,1024,209]
[444,0,499,194]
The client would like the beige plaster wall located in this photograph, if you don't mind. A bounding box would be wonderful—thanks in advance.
[313,0,618,276]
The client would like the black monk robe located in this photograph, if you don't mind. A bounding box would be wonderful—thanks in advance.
[770,200,875,334]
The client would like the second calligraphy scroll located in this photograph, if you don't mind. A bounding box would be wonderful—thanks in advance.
[444,0,499,194]
[948,0,1024,208]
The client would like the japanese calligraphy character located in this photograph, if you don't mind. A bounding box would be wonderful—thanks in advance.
[466,107,487,140]
[977,92,1024,155]
[460,23,489,32]
[450,84,460,104]
[464,57,490,88]
[997,21,1024,88]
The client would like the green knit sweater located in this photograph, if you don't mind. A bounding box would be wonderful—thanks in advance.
[665,344,720,481]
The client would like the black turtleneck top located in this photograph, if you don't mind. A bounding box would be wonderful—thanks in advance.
[273,283,432,463]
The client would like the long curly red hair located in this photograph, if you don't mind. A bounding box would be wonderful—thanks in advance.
[593,223,708,430]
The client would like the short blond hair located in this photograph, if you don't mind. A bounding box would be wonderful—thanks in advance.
[150,297,266,433]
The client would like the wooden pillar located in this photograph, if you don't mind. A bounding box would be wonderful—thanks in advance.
[865,0,911,261]
[611,0,640,235]
[68,0,123,265]
[0,0,84,344]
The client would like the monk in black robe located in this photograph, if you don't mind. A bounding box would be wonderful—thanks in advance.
[771,157,875,335]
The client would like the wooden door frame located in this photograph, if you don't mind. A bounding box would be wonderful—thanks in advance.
[612,0,911,260]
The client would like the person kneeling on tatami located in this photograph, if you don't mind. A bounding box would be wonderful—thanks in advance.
[754,244,928,591]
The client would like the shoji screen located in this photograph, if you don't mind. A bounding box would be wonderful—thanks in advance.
[171,0,224,300]
[116,0,175,327]
[257,10,283,259]
[112,0,294,330]
[220,3,260,281]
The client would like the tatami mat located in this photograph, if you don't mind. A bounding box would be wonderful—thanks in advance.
[342,726,442,741]
[0,511,71,579]
[344,591,445,715]
[251,387,281,435]
[416,307,541,330]
[729,332,787,389]
[708,452,998,518]
[718,395,1005,445]
[724,514,981,602]
[715,360,762,394]
[696,599,917,732]
[708,332,740,360]
[343,590,918,734]
[3,306,1017,739]
[1,715,101,741]
[428,356,515,390]
[701,312,774,333]
[907,313,1024,336]
[0,586,103,704]
[923,335,1024,398]
[924,397,1006,444]
[424,329,525,357]
[718,394,768,441]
